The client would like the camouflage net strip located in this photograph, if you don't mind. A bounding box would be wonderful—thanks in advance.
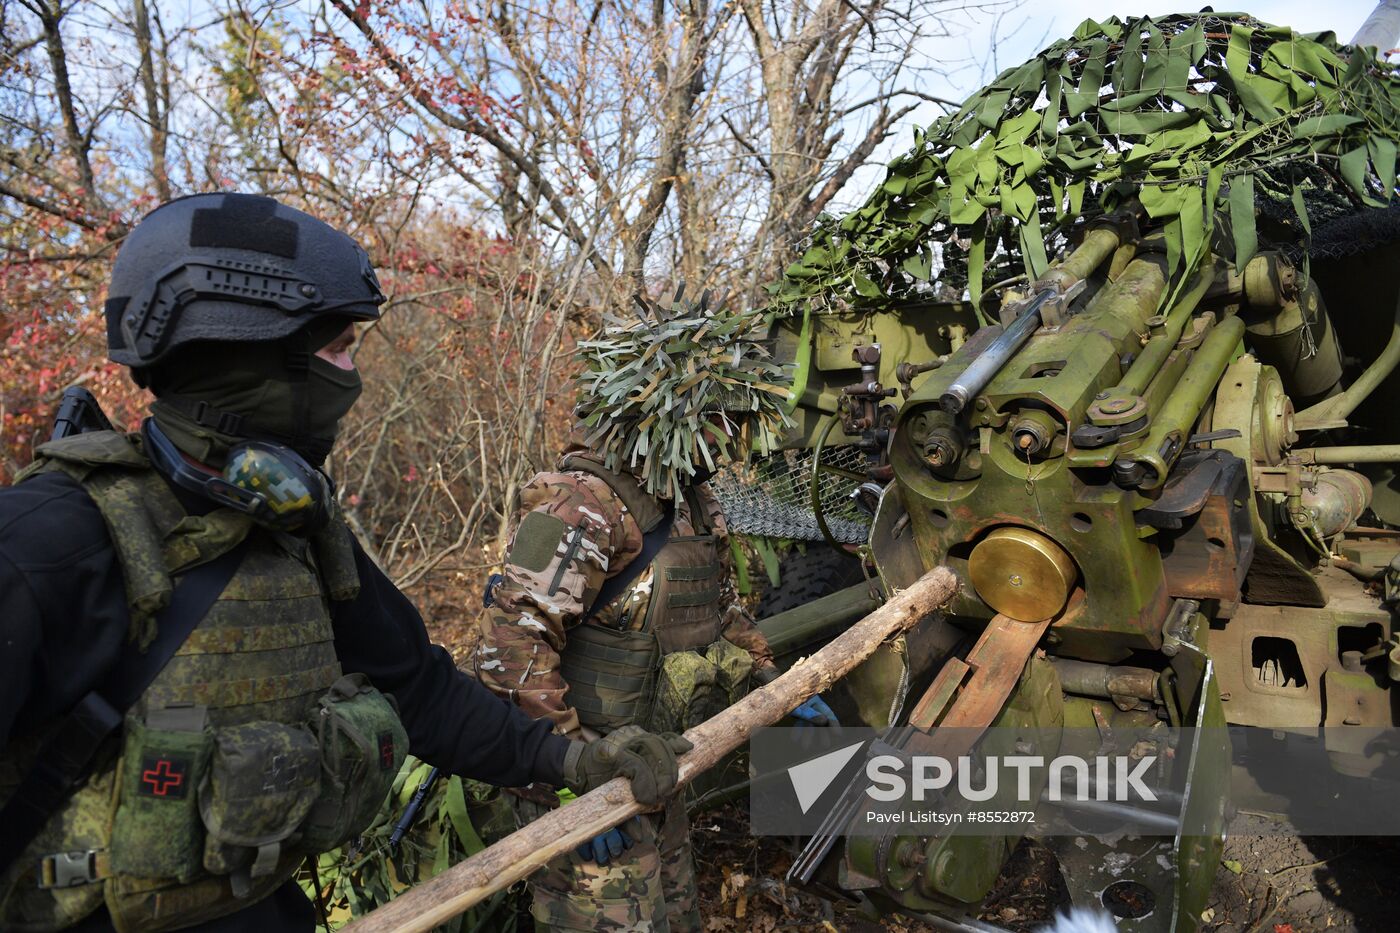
[577,287,792,500]
[771,13,1400,316]
[710,445,871,544]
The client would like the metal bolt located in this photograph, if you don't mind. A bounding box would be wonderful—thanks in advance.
[299,283,318,298]
[1095,391,1110,400]
[1008,574,1023,587]
[934,850,955,888]
[975,398,989,410]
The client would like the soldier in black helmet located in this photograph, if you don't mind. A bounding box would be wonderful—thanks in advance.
[0,193,689,932]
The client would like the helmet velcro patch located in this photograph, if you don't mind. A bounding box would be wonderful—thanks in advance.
[189,194,299,259]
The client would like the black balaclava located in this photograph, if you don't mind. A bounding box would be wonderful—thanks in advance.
[146,322,361,468]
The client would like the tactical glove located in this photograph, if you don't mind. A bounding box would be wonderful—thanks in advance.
[562,724,692,806]
[791,694,839,727]
[577,820,638,865]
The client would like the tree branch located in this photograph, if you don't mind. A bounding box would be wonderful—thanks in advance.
[328,0,613,283]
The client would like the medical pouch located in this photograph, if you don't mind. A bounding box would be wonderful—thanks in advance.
[110,707,211,882]
[300,674,407,851]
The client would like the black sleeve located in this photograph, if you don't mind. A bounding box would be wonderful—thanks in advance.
[330,539,571,788]
[0,472,130,750]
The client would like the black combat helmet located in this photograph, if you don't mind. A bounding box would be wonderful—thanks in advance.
[105,193,385,370]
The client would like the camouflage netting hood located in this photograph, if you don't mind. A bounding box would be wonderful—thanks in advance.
[773,12,1400,317]
[576,287,791,499]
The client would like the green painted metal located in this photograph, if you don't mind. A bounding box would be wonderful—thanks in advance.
[1117,314,1246,490]
[757,579,882,657]
[756,13,1400,929]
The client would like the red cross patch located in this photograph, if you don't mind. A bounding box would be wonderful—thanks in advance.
[138,756,189,798]
[378,733,396,771]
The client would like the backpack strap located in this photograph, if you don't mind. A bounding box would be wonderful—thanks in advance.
[559,452,667,533]
[582,501,674,622]
[0,541,249,879]
[557,453,677,621]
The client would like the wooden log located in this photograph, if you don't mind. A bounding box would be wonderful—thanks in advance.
[343,566,959,933]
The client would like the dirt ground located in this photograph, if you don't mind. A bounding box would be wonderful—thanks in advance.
[684,805,1394,932]
[1206,824,1396,933]
[423,608,1394,933]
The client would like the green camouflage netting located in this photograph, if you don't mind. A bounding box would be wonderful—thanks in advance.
[773,12,1400,318]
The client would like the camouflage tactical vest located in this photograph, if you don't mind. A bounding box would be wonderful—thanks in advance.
[0,431,408,933]
[555,454,752,735]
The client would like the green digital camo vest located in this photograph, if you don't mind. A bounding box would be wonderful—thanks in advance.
[0,431,408,933]
[555,455,753,737]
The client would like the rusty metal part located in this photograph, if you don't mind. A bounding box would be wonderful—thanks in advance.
[1141,449,1254,602]
[907,657,971,728]
[906,613,1054,743]
[898,357,950,397]
[1301,469,1373,537]
[1208,355,1326,606]
[1010,409,1059,457]
[1048,657,1159,707]
[922,427,965,470]
[1206,564,1393,732]
[967,527,1077,622]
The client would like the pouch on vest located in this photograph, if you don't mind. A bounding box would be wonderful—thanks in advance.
[300,674,408,852]
[558,624,659,732]
[649,638,753,734]
[110,707,211,883]
[199,722,318,890]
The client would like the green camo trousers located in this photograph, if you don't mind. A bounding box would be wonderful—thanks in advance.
[515,794,701,932]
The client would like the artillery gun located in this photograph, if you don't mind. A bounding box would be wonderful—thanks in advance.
[717,12,1400,930]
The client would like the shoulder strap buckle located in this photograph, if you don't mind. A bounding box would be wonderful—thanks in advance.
[37,849,107,889]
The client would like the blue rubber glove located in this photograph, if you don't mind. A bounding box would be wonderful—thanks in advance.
[790,695,839,727]
[576,822,634,865]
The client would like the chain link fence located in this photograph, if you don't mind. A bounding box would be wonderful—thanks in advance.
[710,445,873,544]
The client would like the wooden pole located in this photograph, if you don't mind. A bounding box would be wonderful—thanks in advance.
[343,566,959,933]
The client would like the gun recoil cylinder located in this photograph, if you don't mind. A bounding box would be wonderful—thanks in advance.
[940,289,1055,414]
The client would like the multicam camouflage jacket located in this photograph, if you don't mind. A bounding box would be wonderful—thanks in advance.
[474,459,774,737]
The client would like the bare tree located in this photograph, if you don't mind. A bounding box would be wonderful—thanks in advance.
[0,0,997,609]
[731,0,963,286]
